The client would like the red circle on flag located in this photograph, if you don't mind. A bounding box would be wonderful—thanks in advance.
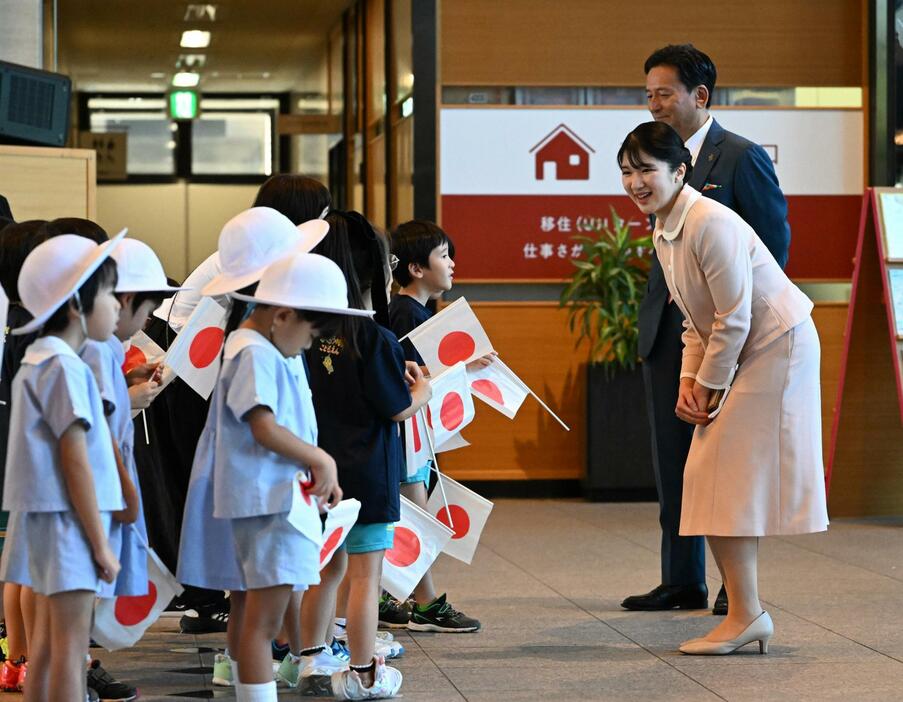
[440,392,465,431]
[437,331,475,366]
[188,327,225,368]
[471,379,504,405]
[114,580,158,626]
[385,526,420,568]
[122,345,148,375]
[320,527,344,563]
[299,480,312,506]
[436,504,471,540]
[411,413,422,452]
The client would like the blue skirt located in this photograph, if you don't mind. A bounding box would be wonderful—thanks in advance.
[176,428,245,591]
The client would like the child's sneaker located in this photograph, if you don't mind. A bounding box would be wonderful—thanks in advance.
[211,653,233,687]
[297,648,347,697]
[377,595,410,629]
[271,640,291,662]
[275,652,301,687]
[0,658,23,691]
[407,594,481,633]
[374,638,405,660]
[85,660,136,701]
[15,660,26,692]
[331,659,402,700]
[330,638,351,663]
[334,620,395,644]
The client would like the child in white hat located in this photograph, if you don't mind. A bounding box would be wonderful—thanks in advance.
[0,231,126,700]
[80,238,188,599]
[206,252,370,702]
[175,207,328,685]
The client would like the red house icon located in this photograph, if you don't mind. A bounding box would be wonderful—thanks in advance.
[530,124,595,181]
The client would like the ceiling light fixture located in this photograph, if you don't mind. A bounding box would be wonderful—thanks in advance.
[172,71,200,87]
[184,4,217,22]
[180,30,211,48]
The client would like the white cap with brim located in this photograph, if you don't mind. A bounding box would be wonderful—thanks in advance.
[13,229,128,336]
[201,208,329,297]
[113,238,190,294]
[230,252,374,318]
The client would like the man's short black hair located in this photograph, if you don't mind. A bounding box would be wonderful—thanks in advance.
[644,44,717,108]
[123,290,167,315]
[390,220,455,287]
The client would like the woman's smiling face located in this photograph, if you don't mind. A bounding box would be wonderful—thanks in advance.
[620,149,685,216]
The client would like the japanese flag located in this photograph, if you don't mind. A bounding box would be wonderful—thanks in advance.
[403,298,493,374]
[92,548,183,651]
[427,476,493,565]
[161,297,227,399]
[122,330,165,375]
[436,432,470,453]
[381,496,454,602]
[467,357,530,419]
[426,362,476,448]
[403,412,431,479]
[319,499,361,570]
[287,470,323,548]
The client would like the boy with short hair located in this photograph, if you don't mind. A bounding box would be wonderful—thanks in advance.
[384,219,482,633]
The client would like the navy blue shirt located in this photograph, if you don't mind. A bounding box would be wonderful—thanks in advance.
[307,319,411,524]
[387,294,432,366]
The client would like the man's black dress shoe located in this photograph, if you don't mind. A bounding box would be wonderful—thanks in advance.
[712,585,728,615]
[620,583,708,611]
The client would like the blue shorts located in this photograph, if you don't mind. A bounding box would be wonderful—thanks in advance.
[401,461,430,487]
[231,513,320,590]
[345,522,395,554]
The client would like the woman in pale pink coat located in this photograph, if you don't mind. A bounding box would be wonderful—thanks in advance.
[618,122,828,656]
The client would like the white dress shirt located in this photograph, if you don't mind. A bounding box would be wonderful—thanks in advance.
[684,115,714,166]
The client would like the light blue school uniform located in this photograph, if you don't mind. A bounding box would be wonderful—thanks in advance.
[81,338,149,597]
[0,336,123,596]
[213,329,320,590]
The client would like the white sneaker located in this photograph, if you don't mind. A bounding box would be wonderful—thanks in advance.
[334,620,395,643]
[298,648,348,697]
[374,637,405,660]
[331,661,402,700]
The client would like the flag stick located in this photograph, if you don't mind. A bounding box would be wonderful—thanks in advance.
[528,389,571,431]
[420,407,454,530]
[142,410,151,444]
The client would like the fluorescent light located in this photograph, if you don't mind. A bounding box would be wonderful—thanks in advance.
[180,30,211,48]
[172,72,200,87]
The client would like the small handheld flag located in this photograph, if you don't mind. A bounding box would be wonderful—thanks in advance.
[161,297,227,399]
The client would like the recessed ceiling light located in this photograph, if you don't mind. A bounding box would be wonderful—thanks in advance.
[150,72,166,79]
[180,30,211,48]
[184,4,217,22]
[172,71,200,87]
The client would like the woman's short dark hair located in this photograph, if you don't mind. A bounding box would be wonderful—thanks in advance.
[253,175,331,225]
[617,122,693,184]
[0,220,54,300]
[390,220,455,288]
[42,257,118,334]
[47,217,109,244]
[644,44,717,109]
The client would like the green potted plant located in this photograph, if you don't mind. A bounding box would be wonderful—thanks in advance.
[560,207,655,500]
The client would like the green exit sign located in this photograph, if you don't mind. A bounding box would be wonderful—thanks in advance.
[169,90,199,120]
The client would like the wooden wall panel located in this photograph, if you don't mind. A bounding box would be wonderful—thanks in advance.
[440,0,862,88]
[441,301,848,483]
[0,146,96,221]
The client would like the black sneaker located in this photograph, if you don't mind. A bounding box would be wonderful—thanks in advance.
[407,594,481,633]
[179,600,229,634]
[87,659,138,701]
[377,595,411,629]
[271,640,290,662]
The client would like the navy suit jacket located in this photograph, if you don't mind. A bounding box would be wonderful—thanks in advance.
[637,119,791,358]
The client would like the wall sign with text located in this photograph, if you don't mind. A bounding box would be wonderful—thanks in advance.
[440,107,863,280]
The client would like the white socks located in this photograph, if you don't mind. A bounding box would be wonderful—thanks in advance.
[235,679,277,702]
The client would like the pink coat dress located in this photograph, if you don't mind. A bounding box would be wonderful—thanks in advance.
[653,184,829,536]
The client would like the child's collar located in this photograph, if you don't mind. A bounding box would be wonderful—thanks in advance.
[22,335,82,365]
[222,327,277,361]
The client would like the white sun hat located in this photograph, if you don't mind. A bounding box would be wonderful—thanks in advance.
[231,252,374,317]
[113,238,189,293]
[14,229,128,336]
[201,207,329,297]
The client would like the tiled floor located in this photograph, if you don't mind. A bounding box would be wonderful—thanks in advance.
[21,500,903,700]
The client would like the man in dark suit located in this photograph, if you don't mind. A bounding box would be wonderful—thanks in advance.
[621,44,790,615]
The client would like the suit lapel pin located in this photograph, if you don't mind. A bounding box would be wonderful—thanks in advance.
[708,153,715,162]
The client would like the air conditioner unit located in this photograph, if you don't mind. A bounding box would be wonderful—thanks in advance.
[0,60,72,147]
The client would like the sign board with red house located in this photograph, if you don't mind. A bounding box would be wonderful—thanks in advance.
[530,124,594,181]
[439,107,863,281]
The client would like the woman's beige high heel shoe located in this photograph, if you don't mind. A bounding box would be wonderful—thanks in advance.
[679,611,773,655]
